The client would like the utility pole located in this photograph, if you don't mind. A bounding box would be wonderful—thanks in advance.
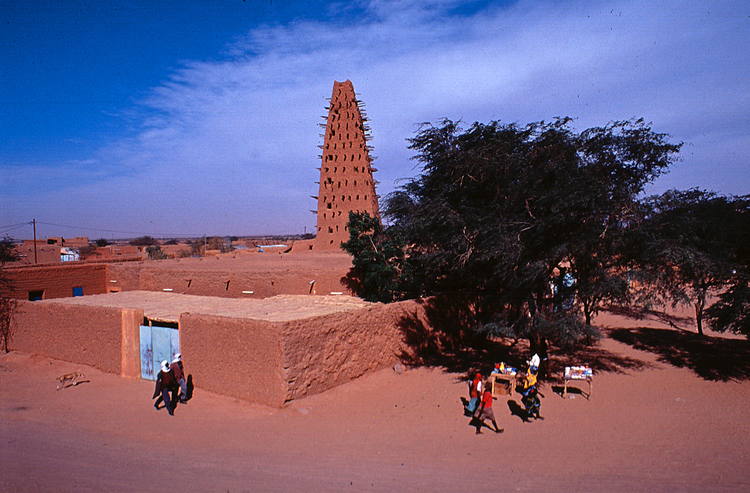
[32,218,38,264]
[203,235,207,256]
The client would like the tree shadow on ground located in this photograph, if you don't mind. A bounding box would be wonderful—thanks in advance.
[607,327,750,381]
[604,304,694,329]
[396,298,651,384]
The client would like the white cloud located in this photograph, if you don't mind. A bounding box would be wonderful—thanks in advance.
[4,0,749,236]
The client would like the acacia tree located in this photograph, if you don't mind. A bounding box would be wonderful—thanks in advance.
[129,235,157,246]
[0,237,18,352]
[705,281,750,337]
[0,236,19,264]
[0,294,17,353]
[638,190,750,335]
[341,211,408,303]
[348,118,680,353]
[146,245,169,260]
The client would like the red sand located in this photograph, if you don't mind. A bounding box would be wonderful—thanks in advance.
[2,310,749,492]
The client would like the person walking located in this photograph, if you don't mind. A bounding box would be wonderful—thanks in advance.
[473,384,503,434]
[465,372,483,415]
[170,353,188,404]
[520,367,543,421]
[153,360,178,416]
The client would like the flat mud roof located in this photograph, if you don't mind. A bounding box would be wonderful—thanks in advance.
[45,290,371,322]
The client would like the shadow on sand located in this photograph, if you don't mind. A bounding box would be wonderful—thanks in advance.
[608,327,750,381]
[395,298,652,384]
[604,304,694,329]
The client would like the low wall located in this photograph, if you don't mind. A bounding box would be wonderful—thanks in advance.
[170,298,461,406]
[106,252,353,299]
[176,301,428,406]
[1,263,109,300]
[179,313,287,407]
[107,262,142,292]
[108,266,349,298]
[12,300,142,376]
[280,301,423,402]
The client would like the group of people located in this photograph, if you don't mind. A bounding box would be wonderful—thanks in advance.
[465,353,543,434]
[152,353,188,416]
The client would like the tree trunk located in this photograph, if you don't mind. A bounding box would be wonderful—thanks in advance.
[529,332,549,360]
[694,301,705,336]
[583,300,593,326]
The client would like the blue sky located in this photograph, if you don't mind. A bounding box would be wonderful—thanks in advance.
[1,0,748,239]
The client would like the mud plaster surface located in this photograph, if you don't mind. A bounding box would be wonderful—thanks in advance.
[45,290,371,322]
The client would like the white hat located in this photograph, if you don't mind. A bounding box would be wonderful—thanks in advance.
[172,353,182,363]
[161,360,170,372]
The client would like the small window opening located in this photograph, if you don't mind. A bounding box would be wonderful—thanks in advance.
[28,290,44,301]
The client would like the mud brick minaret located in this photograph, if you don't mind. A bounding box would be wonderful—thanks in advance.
[313,80,379,250]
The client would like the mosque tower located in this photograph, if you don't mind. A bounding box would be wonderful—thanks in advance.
[312,80,379,250]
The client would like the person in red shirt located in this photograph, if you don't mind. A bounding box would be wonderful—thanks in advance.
[169,353,188,404]
[465,372,483,415]
[473,384,503,434]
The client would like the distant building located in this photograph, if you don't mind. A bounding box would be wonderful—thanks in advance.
[28,236,90,248]
[313,80,379,250]
[85,245,146,260]
[60,247,80,262]
[12,243,60,265]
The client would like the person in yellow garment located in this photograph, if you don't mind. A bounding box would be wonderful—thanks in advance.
[520,367,543,421]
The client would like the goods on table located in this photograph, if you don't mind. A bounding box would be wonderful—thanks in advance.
[492,362,517,376]
[564,366,593,380]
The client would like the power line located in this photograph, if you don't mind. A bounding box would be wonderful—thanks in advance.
[0,223,31,235]
[0,221,32,231]
[34,221,205,238]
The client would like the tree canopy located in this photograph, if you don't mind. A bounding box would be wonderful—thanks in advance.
[635,190,750,335]
[129,235,158,246]
[344,117,683,352]
[0,237,19,265]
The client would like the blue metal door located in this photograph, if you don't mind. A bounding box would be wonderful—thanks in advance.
[139,324,180,380]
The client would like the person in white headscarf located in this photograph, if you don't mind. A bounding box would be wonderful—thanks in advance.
[170,353,188,403]
[152,360,178,415]
[527,353,541,372]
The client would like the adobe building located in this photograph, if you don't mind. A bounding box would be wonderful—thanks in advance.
[1,263,111,300]
[10,291,452,407]
[1,251,354,301]
[2,80,431,407]
[313,80,379,250]
[11,242,61,265]
[85,244,146,261]
[24,236,90,249]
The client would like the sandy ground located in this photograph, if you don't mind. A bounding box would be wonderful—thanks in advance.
[2,310,749,492]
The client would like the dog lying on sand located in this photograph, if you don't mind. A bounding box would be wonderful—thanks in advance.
[56,372,90,390]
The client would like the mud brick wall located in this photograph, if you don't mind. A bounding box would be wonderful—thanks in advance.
[179,313,287,407]
[2,263,109,300]
[108,264,350,298]
[12,300,142,376]
[280,300,429,402]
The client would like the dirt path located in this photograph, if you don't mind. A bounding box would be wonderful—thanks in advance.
[2,316,749,492]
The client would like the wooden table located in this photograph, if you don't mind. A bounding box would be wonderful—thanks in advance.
[562,367,593,399]
[489,372,517,397]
